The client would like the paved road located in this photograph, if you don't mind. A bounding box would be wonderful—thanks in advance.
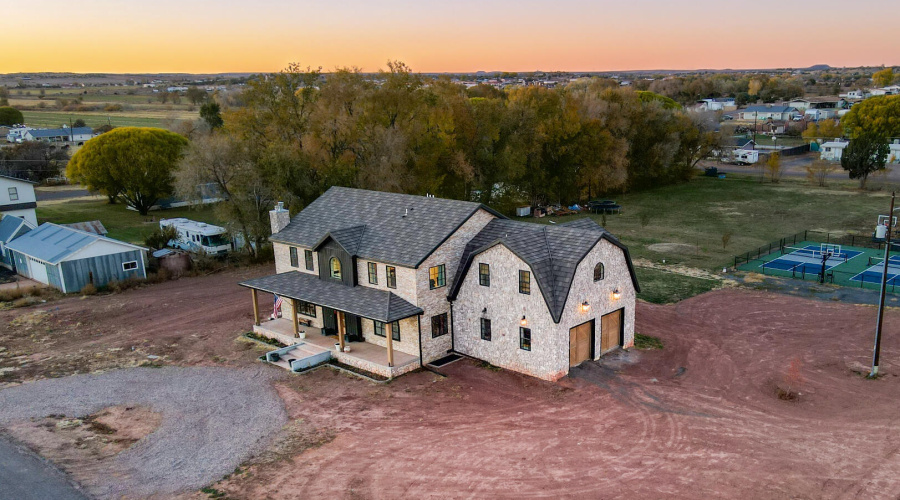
[0,434,89,500]
[701,153,900,183]
[34,188,91,202]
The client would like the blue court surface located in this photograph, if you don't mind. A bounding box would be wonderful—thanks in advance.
[849,255,900,285]
[760,245,863,275]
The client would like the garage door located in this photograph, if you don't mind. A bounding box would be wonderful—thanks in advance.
[600,309,623,354]
[29,259,49,285]
[569,320,593,367]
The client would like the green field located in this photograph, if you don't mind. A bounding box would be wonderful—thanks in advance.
[36,198,224,244]
[542,174,892,270]
[21,110,171,129]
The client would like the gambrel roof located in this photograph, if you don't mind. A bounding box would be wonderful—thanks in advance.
[448,218,640,323]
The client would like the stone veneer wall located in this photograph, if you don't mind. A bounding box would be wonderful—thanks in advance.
[451,238,636,381]
[354,259,417,304]
[416,208,497,363]
[272,242,323,328]
[359,315,420,357]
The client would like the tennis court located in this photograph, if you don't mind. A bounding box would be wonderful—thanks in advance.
[760,244,863,275]
[849,255,900,286]
[736,238,900,293]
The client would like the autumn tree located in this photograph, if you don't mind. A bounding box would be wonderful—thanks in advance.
[805,159,837,187]
[873,68,895,87]
[841,95,900,139]
[67,127,189,214]
[765,151,783,183]
[841,132,890,189]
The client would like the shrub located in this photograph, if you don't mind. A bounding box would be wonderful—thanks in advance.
[104,104,123,112]
[0,106,24,125]
[634,333,664,349]
[80,283,97,295]
[144,225,178,250]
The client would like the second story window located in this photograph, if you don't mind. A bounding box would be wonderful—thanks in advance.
[329,257,342,280]
[368,262,378,284]
[479,263,490,286]
[304,249,314,271]
[594,262,605,282]
[289,247,299,268]
[386,266,397,289]
[519,270,531,295]
[8,187,18,201]
[429,264,446,289]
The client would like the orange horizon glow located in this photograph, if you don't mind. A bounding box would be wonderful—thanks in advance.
[4,0,898,75]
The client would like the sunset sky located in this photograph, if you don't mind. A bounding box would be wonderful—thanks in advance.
[4,0,898,74]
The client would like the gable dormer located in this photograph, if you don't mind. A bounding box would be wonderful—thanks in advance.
[313,225,367,286]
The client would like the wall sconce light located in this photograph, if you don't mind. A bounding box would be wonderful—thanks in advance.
[520,315,527,326]
[612,288,621,300]
[581,301,590,312]
[481,307,487,317]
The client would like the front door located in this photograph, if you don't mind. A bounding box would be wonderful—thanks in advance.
[322,307,337,335]
[600,309,623,354]
[344,313,363,342]
[569,320,594,367]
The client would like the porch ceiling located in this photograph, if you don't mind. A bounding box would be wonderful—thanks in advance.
[240,271,422,323]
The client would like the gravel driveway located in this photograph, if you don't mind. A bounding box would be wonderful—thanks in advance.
[0,366,287,499]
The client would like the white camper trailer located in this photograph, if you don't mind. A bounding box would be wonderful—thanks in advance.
[732,149,759,165]
[160,218,232,255]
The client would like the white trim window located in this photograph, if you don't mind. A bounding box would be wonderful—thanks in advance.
[122,260,138,271]
[8,187,18,201]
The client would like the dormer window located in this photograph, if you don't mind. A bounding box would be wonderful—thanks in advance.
[329,257,342,280]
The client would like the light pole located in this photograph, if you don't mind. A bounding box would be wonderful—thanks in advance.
[872,191,896,378]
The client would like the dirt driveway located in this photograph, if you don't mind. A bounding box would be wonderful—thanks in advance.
[2,269,900,499]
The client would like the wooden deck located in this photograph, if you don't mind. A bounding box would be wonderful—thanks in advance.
[253,318,420,378]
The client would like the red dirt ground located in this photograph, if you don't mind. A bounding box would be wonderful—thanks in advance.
[4,270,900,499]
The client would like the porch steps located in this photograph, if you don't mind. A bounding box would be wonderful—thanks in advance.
[265,342,333,372]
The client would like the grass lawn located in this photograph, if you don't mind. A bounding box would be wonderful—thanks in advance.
[36,198,224,244]
[752,134,807,148]
[635,267,720,304]
[20,110,191,129]
[541,173,893,270]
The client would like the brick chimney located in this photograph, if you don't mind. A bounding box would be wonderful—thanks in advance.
[269,202,290,235]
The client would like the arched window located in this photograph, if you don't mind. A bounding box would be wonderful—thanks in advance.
[330,257,342,279]
[593,262,605,282]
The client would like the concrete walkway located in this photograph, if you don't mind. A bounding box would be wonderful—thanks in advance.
[0,434,89,500]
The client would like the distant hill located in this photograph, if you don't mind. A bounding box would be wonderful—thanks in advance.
[805,64,832,71]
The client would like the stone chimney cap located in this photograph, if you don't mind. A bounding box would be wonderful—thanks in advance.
[274,201,287,212]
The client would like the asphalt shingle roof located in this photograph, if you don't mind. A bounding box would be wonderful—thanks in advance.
[239,271,423,323]
[448,218,639,323]
[271,186,503,267]
[6,223,143,264]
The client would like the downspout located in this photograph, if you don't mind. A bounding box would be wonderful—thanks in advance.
[417,313,423,366]
[449,301,455,353]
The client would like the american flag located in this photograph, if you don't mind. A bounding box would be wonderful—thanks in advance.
[273,295,283,318]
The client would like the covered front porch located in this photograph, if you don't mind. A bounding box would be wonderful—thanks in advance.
[241,271,424,379]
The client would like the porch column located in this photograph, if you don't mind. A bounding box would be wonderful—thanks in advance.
[385,321,394,367]
[337,311,346,351]
[291,298,300,337]
[251,288,260,326]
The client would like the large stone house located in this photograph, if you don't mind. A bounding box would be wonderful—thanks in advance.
[241,187,639,380]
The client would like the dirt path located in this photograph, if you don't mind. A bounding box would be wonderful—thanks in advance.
[4,268,900,498]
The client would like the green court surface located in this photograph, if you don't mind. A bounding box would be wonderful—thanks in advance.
[737,240,900,294]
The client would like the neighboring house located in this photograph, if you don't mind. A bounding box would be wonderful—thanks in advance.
[0,214,35,270]
[890,142,900,164]
[62,220,108,236]
[5,126,31,143]
[739,106,800,122]
[6,223,147,292]
[788,96,846,111]
[839,90,867,100]
[240,187,639,381]
[0,174,38,226]
[820,140,850,161]
[693,97,737,112]
[804,108,840,121]
[24,127,95,144]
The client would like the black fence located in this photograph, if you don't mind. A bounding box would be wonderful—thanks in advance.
[734,229,883,269]
[753,261,900,294]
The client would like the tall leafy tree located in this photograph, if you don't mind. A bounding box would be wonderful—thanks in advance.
[67,127,188,214]
[841,132,890,189]
[0,106,24,126]
[841,96,900,140]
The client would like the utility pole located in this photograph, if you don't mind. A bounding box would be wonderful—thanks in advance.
[872,191,896,378]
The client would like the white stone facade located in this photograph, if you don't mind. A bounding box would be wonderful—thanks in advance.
[451,238,635,381]
[416,208,496,363]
